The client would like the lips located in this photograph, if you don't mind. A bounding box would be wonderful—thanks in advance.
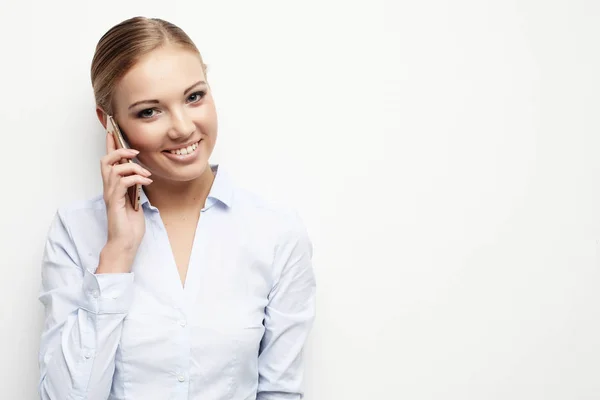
[164,140,200,156]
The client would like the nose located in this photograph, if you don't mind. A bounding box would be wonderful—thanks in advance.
[167,108,196,139]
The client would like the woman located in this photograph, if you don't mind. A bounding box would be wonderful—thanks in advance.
[38,16,316,400]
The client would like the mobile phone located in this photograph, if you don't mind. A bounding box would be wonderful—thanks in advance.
[106,115,142,211]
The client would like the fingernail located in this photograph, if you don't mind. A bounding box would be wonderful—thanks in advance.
[130,149,140,154]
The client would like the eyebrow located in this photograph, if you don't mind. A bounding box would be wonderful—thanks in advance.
[127,80,208,110]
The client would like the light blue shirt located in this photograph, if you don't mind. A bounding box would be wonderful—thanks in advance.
[38,165,316,400]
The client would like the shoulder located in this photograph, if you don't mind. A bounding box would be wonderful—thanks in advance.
[47,194,108,252]
[54,194,106,225]
[231,186,313,282]
[229,183,312,262]
[232,184,309,237]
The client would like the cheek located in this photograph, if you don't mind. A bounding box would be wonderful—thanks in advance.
[126,135,166,167]
[197,116,217,135]
[125,126,165,152]
[195,100,218,132]
[135,152,163,170]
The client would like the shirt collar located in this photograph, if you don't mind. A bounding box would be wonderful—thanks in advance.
[205,164,234,208]
[139,164,234,210]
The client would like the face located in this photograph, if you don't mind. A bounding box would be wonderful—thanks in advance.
[101,45,218,183]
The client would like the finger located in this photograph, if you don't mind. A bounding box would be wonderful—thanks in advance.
[111,162,152,178]
[121,175,152,187]
[114,175,153,196]
[101,148,139,168]
[106,175,152,204]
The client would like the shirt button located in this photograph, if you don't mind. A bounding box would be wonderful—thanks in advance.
[91,290,99,298]
[84,351,92,359]
[179,320,187,327]
[177,375,185,382]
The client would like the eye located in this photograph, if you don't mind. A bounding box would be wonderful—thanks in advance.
[137,108,158,119]
[187,90,206,104]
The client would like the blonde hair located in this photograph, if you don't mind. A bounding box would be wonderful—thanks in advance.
[90,16,207,115]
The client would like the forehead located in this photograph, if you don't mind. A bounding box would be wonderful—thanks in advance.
[114,45,205,103]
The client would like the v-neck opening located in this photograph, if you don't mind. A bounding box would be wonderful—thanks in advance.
[152,209,204,307]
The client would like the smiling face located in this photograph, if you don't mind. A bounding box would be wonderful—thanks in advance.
[104,44,218,183]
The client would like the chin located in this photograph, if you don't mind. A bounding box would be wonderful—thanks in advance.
[163,162,211,182]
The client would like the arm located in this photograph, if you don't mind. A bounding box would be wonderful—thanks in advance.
[257,216,317,400]
[38,210,134,400]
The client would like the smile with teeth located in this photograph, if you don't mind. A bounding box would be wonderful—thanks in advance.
[167,140,200,155]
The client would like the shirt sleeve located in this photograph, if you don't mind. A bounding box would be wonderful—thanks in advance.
[257,215,317,400]
[38,209,135,400]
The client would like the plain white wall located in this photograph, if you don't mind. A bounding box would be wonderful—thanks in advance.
[1,0,599,399]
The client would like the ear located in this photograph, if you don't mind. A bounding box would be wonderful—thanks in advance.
[96,106,108,129]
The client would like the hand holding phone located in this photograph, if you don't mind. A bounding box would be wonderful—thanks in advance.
[106,115,142,210]
[97,116,153,273]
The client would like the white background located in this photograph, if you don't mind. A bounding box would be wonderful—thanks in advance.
[1,0,599,399]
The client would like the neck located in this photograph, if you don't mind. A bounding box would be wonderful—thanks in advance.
[144,164,216,213]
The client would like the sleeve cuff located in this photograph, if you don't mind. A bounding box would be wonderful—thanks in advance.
[81,269,135,314]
